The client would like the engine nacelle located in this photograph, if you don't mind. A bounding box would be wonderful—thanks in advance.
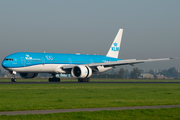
[71,65,92,78]
[20,73,38,79]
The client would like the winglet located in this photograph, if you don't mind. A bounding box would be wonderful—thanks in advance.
[106,29,123,58]
[169,57,178,59]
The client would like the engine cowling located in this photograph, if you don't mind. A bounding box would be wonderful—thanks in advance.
[20,73,38,79]
[71,65,92,78]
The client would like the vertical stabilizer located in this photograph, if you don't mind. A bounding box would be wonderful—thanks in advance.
[106,29,123,58]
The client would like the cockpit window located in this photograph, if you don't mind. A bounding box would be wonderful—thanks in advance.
[4,58,13,61]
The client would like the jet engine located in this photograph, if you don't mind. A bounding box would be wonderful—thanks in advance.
[20,73,38,79]
[71,65,92,78]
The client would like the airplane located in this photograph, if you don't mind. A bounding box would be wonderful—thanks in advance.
[2,29,173,82]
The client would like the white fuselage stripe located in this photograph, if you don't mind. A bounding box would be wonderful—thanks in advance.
[9,64,67,73]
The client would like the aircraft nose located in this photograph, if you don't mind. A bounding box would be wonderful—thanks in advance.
[2,61,7,68]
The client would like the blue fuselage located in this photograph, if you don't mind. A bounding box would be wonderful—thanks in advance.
[2,52,121,69]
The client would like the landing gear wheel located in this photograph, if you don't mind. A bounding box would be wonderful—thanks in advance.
[85,78,90,82]
[78,78,90,82]
[78,79,83,82]
[48,78,61,82]
[84,78,87,82]
[48,74,61,82]
[11,78,16,82]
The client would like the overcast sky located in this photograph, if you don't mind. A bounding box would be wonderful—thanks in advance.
[0,0,180,71]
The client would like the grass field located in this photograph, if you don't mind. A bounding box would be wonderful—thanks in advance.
[0,83,179,112]
[0,108,180,120]
[0,80,180,119]
[0,78,180,82]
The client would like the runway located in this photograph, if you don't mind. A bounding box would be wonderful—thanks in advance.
[0,105,180,115]
[0,82,180,84]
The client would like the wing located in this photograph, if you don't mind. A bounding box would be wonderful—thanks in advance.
[88,58,173,68]
[62,57,174,71]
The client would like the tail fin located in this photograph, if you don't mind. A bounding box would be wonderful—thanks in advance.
[106,29,123,58]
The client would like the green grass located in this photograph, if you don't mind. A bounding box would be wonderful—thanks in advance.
[0,83,180,112]
[0,78,180,82]
[0,108,180,120]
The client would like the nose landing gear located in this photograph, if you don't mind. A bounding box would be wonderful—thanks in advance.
[11,76,16,82]
[11,71,17,82]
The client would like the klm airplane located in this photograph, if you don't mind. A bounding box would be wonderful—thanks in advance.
[2,29,172,82]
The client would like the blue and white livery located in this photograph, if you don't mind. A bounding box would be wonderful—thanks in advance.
[2,29,172,82]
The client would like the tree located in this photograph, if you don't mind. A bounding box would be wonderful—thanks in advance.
[160,70,169,77]
[168,67,178,77]
[149,69,155,75]
[130,68,141,79]
[139,69,144,74]
[118,68,125,79]
[125,69,130,78]
[160,67,178,77]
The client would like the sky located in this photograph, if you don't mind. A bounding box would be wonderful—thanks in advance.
[0,0,180,72]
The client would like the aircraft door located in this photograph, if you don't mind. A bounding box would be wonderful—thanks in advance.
[41,57,45,65]
[21,57,26,66]
[90,59,94,63]
[69,58,72,64]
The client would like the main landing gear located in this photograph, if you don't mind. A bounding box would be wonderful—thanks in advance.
[49,74,61,82]
[78,78,90,82]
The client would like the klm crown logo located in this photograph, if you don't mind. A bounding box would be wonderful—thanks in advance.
[111,42,119,51]
[25,55,32,60]
[113,42,117,46]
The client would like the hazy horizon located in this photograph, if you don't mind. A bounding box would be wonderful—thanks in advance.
[0,1,180,72]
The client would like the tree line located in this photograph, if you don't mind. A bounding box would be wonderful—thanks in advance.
[91,67,179,79]
[91,68,141,79]
[149,67,178,78]
[0,69,2,77]
[0,67,179,79]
